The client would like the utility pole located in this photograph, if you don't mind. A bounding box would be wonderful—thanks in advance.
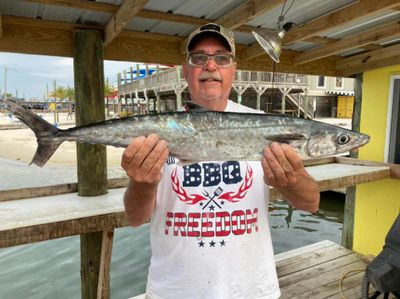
[53,79,59,124]
[4,67,7,101]
[46,83,49,114]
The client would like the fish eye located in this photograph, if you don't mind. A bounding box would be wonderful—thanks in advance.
[338,134,350,145]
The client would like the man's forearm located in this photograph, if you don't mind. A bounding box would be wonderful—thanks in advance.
[280,175,320,213]
[124,179,157,227]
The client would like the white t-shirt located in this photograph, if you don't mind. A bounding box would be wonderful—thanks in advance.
[146,100,281,299]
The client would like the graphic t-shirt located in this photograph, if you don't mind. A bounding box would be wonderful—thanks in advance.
[146,100,281,299]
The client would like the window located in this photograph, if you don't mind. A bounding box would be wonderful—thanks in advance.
[335,77,343,89]
[385,76,400,164]
[317,76,326,88]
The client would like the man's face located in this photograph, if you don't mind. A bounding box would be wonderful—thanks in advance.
[183,36,237,111]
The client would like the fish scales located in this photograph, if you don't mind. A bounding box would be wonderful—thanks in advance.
[2,99,370,167]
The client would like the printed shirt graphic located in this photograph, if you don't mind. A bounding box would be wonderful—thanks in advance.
[146,101,281,299]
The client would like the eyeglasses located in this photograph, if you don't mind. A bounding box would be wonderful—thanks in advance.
[188,53,234,67]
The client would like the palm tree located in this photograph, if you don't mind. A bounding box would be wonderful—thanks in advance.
[66,86,74,119]
[104,80,115,116]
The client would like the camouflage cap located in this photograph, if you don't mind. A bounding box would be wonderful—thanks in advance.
[186,23,235,57]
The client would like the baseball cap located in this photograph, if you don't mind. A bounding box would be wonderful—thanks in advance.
[186,23,235,57]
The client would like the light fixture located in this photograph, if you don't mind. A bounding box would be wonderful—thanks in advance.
[252,22,293,63]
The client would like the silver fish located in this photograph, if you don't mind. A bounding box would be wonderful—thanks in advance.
[3,99,369,167]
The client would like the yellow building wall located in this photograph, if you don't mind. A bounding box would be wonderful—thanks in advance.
[353,65,400,256]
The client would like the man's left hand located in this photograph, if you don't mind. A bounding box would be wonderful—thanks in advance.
[261,142,320,213]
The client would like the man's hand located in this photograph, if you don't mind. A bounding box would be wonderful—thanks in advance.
[121,133,169,186]
[121,133,169,227]
[261,142,320,213]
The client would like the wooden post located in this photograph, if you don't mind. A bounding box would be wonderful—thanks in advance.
[342,73,363,249]
[97,230,114,299]
[73,30,108,299]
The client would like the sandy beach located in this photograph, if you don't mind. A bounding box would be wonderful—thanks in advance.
[0,111,127,190]
[0,111,126,167]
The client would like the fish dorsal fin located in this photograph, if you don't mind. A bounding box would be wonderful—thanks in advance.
[183,101,210,112]
[264,133,307,144]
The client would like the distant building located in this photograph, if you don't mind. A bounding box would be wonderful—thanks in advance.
[117,65,355,119]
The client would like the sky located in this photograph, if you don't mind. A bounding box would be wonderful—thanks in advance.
[0,52,140,100]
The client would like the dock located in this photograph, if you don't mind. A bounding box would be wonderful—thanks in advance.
[130,240,370,299]
[0,158,395,297]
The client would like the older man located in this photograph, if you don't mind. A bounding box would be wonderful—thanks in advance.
[122,23,319,299]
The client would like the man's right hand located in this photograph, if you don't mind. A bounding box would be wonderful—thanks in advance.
[121,133,169,185]
[121,134,169,227]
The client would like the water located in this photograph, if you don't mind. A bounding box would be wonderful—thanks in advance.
[0,193,344,299]
[0,158,344,298]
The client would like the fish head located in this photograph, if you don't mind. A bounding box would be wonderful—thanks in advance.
[306,126,370,158]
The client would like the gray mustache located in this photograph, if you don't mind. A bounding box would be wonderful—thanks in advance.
[198,72,222,82]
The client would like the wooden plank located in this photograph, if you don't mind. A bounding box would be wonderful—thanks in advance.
[97,230,114,299]
[339,55,400,77]
[306,36,383,52]
[281,261,366,298]
[294,21,400,64]
[1,162,389,203]
[103,0,148,47]
[0,211,127,248]
[284,0,400,45]
[277,244,353,276]
[0,178,129,202]
[275,240,336,262]
[307,163,390,191]
[215,0,285,30]
[279,253,363,288]
[337,43,400,76]
[24,0,119,13]
[0,12,2,39]
[336,157,400,179]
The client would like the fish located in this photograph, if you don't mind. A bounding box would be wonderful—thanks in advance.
[2,99,370,167]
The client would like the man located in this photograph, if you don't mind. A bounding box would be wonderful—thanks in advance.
[122,23,320,299]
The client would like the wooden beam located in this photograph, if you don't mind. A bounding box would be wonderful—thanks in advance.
[305,36,337,45]
[0,212,128,248]
[0,16,338,75]
[0,12,2,39]
[336,43,400,76]
[215,0,285,30]
[305,36,384,51]
[285,0,400,45]
[294,21,400,64]
[179,0,284,53]
[97,230,114,299]
[24,0,258,34]
[244,0,400,60]
[24,0,119,13]
[104,0,148,47]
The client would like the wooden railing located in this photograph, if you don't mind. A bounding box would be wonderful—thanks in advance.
[118,67,308,95]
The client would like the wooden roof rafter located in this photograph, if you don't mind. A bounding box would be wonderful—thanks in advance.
[179,0,286,53]
[294,20,400,64]
[103,0,148,47]
[243,0,400,61]
[337,43,400,76]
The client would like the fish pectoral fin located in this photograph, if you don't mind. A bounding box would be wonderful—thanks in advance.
[265,133,307,144]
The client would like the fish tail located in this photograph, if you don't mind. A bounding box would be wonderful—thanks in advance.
[3,99,62,167]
